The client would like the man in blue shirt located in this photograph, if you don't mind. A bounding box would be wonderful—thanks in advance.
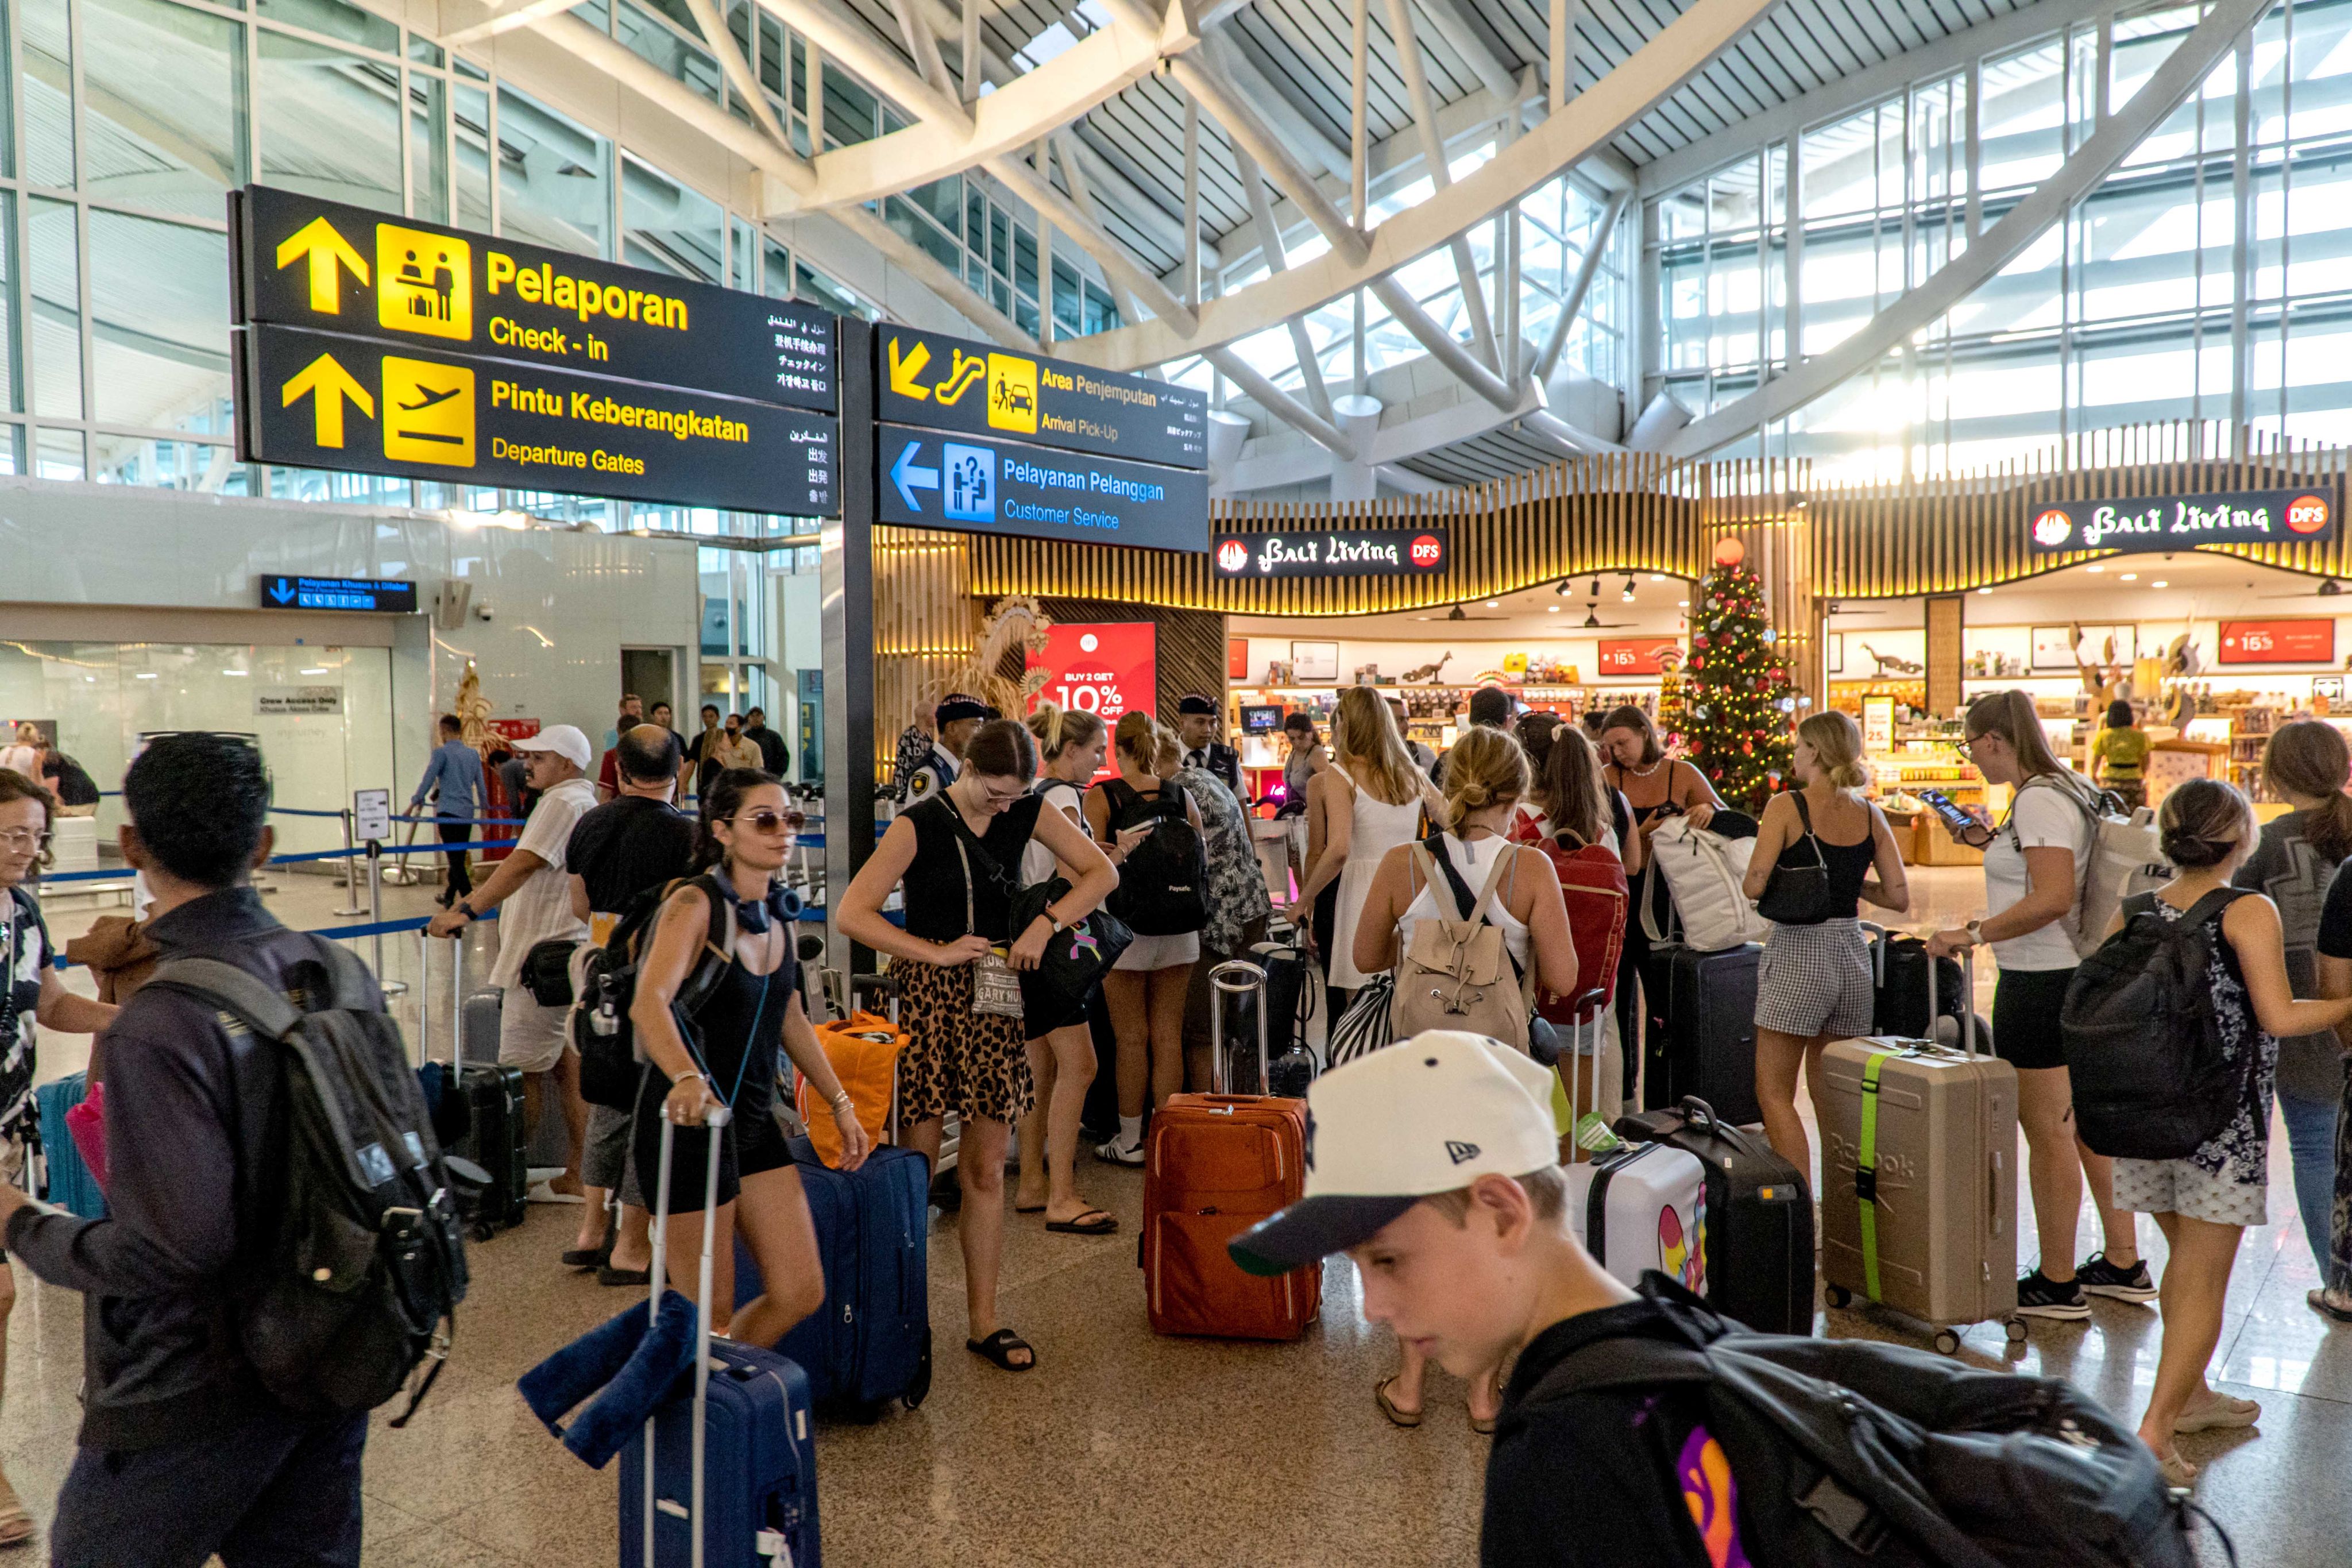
[410,714,487,909]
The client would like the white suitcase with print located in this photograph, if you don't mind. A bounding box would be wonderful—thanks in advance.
[1564,1140,1709,1294]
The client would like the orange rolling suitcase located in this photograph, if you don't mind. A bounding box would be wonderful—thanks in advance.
[1141,960,1320,1340]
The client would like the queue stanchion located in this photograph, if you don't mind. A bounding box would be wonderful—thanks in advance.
[366,839,409,998]
[333,808,366,918]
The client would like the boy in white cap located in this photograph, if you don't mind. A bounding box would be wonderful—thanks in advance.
[1228,1031,1751,1567]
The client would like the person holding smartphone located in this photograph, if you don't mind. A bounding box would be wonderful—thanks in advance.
[1924,691,2152,1321]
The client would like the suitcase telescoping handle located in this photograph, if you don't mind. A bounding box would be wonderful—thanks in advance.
[1857,920,1887,987]
[642,1100,735,1568]
[1920,939,1981,1059]
[1208,959,1269,1096]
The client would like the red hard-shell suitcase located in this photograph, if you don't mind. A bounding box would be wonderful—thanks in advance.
[1141,960,1320,1340]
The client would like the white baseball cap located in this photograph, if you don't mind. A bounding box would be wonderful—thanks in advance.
[511,723,592,771]
[1228,1031,1562,1277]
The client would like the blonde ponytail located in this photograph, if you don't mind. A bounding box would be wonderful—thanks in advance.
[1440,725,1531,831]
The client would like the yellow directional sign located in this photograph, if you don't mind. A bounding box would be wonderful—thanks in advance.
[383,357,476,465]
[274,217,369,315]
[376,223,472,341]
[887,335,933,400]
[279,352,374,447]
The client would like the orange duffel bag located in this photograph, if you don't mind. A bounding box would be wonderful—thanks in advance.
[797,1011,904,1168]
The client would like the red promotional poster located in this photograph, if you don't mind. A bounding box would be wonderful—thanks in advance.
[1227,637,1250,679]
[1028,624,1156,777]
[2218,619,2335,665]
[1597,637,1685,676]
[484,718,542,741]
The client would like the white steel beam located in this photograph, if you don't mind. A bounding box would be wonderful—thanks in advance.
[1666,0,2277,458]
[1415,0,1519,103]
[885,0,959,104]
[1206,350,1361,461]
[443,0,580,49]
[679,0,795,151]
[1198,31,1352,183]
[1175,56,1368,267]
[1381,0,1502,374]
[1055,0,1778,372]
[1231,141,1334,417]
[1533,187,1627,383]
[831,201,1041,349]
[987,144,1197,333]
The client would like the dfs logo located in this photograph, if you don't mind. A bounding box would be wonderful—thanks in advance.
[1409,534,1444,569]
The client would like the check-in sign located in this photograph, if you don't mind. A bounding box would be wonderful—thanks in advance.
[231,186,837,413]
[238,325,836,515]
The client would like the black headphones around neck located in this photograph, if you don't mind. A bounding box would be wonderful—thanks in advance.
[721,878,802,934]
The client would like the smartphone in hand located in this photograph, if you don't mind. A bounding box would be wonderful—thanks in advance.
[1920,789,1991,846]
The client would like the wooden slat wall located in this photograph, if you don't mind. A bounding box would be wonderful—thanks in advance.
[874,526,976,787]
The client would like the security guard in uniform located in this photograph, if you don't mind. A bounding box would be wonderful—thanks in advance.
[903,693,994,802]
[1176,693,1242,797]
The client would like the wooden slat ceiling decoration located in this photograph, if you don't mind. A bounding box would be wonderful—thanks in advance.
[966,424,2352,613]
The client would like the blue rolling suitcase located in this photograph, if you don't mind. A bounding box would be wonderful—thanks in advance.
[737,1136,932,1416]
[34,1073,106,1219]
[622,1113,822,1568]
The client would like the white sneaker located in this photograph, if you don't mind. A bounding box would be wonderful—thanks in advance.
[1094,1136,1145,1167]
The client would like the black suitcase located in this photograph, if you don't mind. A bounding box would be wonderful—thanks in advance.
[1640,943,1763,1126]
[1246,941,1315,1067]
[1617,1096,1816,1335]
[1865,924,1992,1049]
[451,982,526,1237]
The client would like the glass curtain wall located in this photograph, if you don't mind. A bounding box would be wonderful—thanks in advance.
[1655,0,2352,480]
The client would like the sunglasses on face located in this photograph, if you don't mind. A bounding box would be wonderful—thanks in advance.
[729,809,792,835]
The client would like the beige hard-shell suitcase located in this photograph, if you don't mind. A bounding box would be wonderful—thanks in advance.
[1818,948,2023,1354]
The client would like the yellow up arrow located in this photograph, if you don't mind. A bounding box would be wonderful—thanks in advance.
[281,352,375,448]
[887,336,933,400]
[275,216,370,314]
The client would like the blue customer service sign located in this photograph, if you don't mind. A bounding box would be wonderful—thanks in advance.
[878,431,1207,553]
[257,575,419,612]
[2027,486,2339,555]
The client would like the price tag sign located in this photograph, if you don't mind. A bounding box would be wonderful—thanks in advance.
[1026,623,1156,778]
[354,787,392,842]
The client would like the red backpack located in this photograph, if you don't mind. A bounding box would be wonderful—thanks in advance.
[1511,810,1629,1024]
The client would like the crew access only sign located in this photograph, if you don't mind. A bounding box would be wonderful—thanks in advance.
[876,327,1207,553]
[229,186,837,514]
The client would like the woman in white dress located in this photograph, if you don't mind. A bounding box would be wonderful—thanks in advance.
[1287,687,1443,1014]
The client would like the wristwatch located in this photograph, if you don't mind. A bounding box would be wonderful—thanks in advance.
[1964,918,1984,943]
[1049,913,1067,934]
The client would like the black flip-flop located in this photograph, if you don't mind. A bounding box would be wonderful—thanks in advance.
[966,1328,1036,1372]
[2311,1288,2352,1324]
[1045,1209,1118,1235]
[598,1265,653,1288]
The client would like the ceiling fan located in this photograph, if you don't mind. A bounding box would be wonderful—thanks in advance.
[1411,604,1517,622]
[1578,601,1643,630]
[2254,577,2347,600]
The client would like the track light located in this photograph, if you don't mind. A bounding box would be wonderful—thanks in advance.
[1589,578,1601,598]
[1556,579,1574,595]
[1621,577,1636,601]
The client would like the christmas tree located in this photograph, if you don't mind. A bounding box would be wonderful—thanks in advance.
[1679,548,1796,812]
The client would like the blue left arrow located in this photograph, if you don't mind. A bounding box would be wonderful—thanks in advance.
[269,577,298,605]
[890,441,939,513]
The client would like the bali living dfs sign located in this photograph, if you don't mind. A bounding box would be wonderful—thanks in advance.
[1211,528,1449,579]
[2026,488,2338,555]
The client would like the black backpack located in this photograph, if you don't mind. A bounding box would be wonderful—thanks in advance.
[1100,777,1208,937]
[2060,888,2249,1160]
[573,874,732,1111]
[146,942,469,1425]
[1534,1276,2220,1568]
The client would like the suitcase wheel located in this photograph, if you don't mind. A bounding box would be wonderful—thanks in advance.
[469,1220,496,1243]
[2003,1316,2029,1347]
[1933,1329,1961,1356]
[904,1329,933,1411]
[1824,1284,1851,1310]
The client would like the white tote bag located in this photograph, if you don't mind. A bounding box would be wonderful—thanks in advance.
[1640,816,1770,952]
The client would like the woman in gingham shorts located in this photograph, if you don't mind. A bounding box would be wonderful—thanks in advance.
[1739,711,1910,1181]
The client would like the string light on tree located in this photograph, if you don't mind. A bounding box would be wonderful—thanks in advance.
[1680,539,1795,810]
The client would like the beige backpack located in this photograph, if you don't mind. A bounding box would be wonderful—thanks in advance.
[1388,839,1538,1052]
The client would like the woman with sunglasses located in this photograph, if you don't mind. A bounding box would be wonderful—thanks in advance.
[1924,690,2153,1320]
[840,720,1117,1372]
[630,768,867,1348]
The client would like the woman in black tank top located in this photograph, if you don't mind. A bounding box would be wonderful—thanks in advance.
[1737,713,1911,1180]
[631,768,866,1349]
[1596,705,1727,1091]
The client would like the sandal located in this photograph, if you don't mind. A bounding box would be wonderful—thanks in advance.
[562,1214,616,1269]
[1045,1208,1118,1235]
[0,1473,32,1548]
[966,1328,1036,1372]
[1470,1411,1498,1436]
[2309,1288,2352,1324]
[1373,1376,1422,1429]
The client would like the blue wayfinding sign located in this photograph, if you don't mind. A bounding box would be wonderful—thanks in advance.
[878,430,1206,554]
[258,575,419,612]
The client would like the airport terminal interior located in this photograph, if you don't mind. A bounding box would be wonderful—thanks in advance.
[3,0,2352,1561]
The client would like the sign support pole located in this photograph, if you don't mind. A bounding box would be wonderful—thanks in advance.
[334,807,366,916]
[366,839,408,998]
[822,318,878,974]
